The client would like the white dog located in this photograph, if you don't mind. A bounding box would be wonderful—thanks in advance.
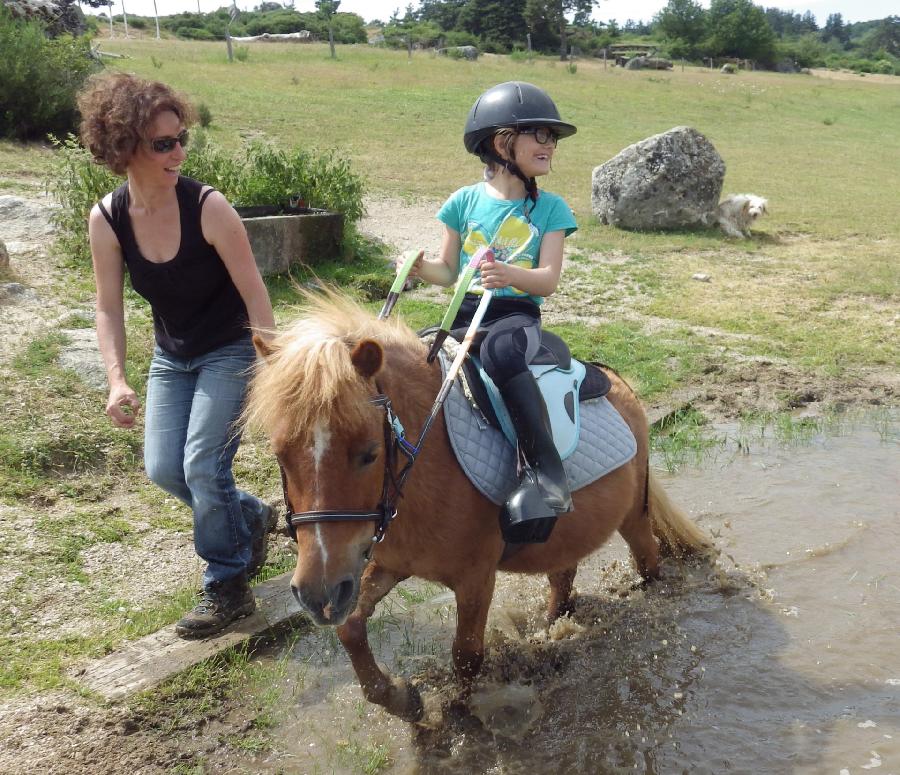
[715,194,769,238]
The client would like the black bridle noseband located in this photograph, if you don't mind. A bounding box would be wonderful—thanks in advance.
[280,393,419,551]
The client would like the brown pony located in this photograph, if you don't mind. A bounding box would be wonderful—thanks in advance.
[244,290,710,721]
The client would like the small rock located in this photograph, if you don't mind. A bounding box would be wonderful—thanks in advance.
[0,282,35,300]
[692,273,712,282]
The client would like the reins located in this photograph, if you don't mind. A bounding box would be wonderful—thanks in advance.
[278,245,504,550]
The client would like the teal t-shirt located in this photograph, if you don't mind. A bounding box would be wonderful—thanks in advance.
[436,182,577,305]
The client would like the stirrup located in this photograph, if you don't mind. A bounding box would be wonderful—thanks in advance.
[499,468,558,544]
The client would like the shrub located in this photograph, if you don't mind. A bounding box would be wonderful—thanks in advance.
[0,6,99,140]
[44,131,366,265]
[234,46,250,62]
[176,26,216,40]
[183,133,365,222]
[873,59,896,75]
[196,102,213,127]
[45,135,120,266]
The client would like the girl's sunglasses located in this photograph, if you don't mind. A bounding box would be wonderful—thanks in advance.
[517,126,558,145]
[149,129,189,154]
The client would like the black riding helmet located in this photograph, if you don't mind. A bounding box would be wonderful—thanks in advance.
[463,81,577,157]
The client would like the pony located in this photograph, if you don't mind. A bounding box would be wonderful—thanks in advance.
[244,289,711,721]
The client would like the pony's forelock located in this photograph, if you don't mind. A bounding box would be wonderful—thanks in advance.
[242,288,421,444]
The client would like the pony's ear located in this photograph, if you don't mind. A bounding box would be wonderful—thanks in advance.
[253,334,273,360]
[350,339,383,380]
[761,199,769,213]
[742,200,751,215]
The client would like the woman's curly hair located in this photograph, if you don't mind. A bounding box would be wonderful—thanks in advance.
[77,73,196,175]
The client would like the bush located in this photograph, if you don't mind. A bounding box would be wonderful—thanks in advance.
[44,131,366,265]
[183,132,365,223]
[0,6,99,140]
[45,135,120,266]
[873,59,896,75]
[196,102,213,127]
[176,26,216,40]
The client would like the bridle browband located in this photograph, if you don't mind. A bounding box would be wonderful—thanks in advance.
[280,390,420,551]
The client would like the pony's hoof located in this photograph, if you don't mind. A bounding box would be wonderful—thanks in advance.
[388,677,424,723]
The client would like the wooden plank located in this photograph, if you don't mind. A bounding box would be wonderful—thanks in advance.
[645,388,702,428]
[72,571,307,701]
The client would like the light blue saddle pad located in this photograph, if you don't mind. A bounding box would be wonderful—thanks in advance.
[472,355,585,460]
[438,351,638,506]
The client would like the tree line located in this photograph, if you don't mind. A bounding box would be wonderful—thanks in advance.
[101,0,898,74]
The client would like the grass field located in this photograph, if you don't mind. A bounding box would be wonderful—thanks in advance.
[0,40,897,771]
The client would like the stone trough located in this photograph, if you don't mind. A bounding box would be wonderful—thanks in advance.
[238,206,344,276]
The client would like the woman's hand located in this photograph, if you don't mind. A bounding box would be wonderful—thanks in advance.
[106,383,141,428]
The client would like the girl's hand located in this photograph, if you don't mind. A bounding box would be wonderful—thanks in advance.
[397,250,424,279]
[479,257,513,290]
[106,383,141,428]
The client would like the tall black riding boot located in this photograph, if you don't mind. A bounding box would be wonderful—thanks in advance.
[499,371,573,544]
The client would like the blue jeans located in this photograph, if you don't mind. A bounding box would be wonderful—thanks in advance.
[143,336,266,587]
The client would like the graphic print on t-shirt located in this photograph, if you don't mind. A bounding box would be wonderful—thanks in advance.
[459,214,538,297]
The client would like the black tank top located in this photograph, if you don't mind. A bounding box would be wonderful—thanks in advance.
[98,176,249,358]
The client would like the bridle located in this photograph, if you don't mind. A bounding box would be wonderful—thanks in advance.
[279,390,420,552]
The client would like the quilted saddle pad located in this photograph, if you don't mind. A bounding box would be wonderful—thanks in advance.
[438,351,638,506]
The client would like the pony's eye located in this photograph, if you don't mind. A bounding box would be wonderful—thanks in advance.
[358,445,379,466]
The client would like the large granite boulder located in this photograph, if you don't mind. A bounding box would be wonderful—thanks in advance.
[591,126,725,230]
[2,0,86,36]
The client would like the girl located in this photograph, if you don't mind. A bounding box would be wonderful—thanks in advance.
[408,81,578,544]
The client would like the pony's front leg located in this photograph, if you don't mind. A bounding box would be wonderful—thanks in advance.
[336,563,423,722]
[452,572,497,685]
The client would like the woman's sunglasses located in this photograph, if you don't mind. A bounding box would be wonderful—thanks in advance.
[517,126,559,146]
[149,129,189,154]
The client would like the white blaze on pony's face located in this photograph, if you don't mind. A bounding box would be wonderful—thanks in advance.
[279,338,388,627]
[310,420,332,506]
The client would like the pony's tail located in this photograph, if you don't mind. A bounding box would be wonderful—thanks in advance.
[648,471,713,559]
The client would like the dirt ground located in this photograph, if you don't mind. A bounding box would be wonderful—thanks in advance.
[0,192,896,774]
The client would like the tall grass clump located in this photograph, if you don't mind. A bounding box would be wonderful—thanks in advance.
[44,130,365,266]
[0,5,99,140]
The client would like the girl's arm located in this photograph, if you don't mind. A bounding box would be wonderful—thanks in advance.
[480,228,565,297]
[89,202,141,428]
[402,224,460,287]
[200,190,276,339]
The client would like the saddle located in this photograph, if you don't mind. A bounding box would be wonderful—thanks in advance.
[431,330,638,507]
[446,326,612,461]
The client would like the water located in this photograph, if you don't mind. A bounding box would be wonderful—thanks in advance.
[238,411,899,775]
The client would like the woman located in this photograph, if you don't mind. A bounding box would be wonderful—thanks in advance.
[405,81,578,544]
[79,73,276,638]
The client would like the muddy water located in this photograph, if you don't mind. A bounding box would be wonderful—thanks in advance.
[239,411,899,775]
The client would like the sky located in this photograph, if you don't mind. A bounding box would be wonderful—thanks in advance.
[93,0,895,27]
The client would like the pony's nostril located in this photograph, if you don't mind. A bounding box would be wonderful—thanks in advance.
[333,577,356,611]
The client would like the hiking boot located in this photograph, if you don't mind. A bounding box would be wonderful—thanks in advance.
[175,574,256,639]
[247,503,278,579]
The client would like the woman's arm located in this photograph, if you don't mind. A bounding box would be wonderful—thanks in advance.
[402,224,460,287]
[480,229,565,297]
[89,202,141,428]
[200,190,276,339]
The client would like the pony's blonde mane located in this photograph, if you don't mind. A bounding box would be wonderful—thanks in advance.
[243,288,422,443]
